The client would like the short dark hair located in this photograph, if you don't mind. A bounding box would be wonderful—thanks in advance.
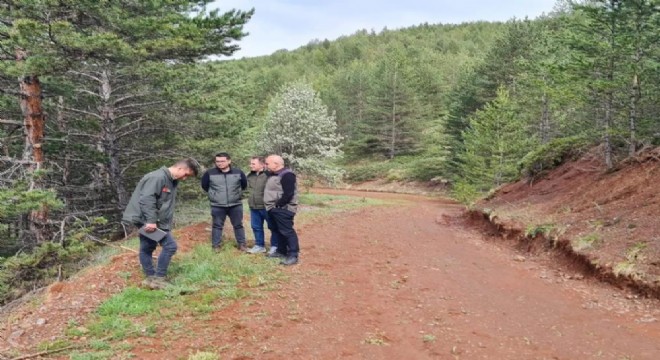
[215,152,231,160]
[250,155,264,163]
[175,158,200,177]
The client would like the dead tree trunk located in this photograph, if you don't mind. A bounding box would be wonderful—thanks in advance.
[99,69,128,208]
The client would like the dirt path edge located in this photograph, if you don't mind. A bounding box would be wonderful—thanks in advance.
[466,209,660,299]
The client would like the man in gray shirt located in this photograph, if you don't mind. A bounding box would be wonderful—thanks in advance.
[200,152,248,251]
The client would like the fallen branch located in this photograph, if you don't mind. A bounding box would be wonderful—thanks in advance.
[8,331,134,360]
[9,344,76,360]
[85,234,157,259]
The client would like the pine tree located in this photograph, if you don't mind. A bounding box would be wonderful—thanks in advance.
[458,87,535,191]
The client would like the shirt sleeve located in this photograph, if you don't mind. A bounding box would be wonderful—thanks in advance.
[138,176,162,224]
[200,171,210,192]
[240,171,248,190]
[276,172,296,208]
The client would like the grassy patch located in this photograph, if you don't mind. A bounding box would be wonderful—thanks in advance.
[524,224,554,238]
[573,233,601,251]
[296,193,389,223]
[188,351,220,360]
[65,242,282,355]
[422,334,436,343]
[363,331,389,346]
[614,242,647,278]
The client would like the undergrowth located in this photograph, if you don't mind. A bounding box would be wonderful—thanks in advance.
[0,240,95,306]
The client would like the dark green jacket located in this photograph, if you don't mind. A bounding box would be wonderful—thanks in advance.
[247,170,268,209]
[122,167,178,230]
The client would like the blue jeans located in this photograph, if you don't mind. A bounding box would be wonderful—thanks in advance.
[268,208,299,257]
[211,205,246,248]
[250,208,279,248]
[139,231,177,277]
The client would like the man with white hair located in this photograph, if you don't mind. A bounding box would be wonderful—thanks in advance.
[263,155,300,265]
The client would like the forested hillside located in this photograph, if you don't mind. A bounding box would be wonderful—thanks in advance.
[1,1,659,304]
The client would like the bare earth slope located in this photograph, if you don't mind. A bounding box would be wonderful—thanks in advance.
[1,189,659,359]
[476,148,660,297]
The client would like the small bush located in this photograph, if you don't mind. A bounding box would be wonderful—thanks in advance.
[402,157,445,181]
[518,136,593,179]
[0,240,93,305]
[343,161,385,182]
[452,181,482,205]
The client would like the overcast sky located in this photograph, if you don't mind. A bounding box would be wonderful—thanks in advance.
[210,0,558,59]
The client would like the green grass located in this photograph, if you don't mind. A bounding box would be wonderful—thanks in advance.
[64,242,282,355]
[524,223,555,238]
[188,351,220,360]
[573,233,601,251]
[614,242,648,278]
[296,193,389,223]
[97,288,168,316]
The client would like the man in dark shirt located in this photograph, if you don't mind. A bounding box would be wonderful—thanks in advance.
[263,155,300,266]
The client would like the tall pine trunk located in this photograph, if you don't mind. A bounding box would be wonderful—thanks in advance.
[18,50,49,243]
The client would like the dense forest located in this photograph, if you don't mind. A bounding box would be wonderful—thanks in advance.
[1,1,659,303]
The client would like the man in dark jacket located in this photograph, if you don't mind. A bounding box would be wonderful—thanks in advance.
[200,152,248,251]
[264,154,300,266]
[246,156,280,255]
[122,158,199,289]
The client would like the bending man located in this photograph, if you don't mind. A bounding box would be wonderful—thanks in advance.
[122,158,199,289]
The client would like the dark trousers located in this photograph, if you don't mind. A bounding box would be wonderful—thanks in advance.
[211,205,246,248]
[268,208,299,257]
[139,232,177,277]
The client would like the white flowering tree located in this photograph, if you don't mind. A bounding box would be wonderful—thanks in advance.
[260,81,343,183]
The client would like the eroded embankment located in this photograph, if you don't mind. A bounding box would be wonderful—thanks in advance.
[466,209,660,299]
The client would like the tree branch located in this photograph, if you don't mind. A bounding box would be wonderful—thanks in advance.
[63,107,103,120]
[67,70,101,83]
[74,89,102,98]
[0,118,23,126]
[115,100,166,112]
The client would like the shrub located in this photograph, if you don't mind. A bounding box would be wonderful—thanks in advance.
[0,240,93,305]
[402,157,445,181]
[518,136,593,179]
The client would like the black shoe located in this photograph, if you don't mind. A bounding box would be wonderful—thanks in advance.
[267,251,286,259]
[280,256,299,266]
[212,246,221,253]
[238,243,248,252]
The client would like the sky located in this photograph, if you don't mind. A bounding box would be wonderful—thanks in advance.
[210,0,559,59]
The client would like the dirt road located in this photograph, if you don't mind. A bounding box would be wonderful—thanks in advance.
[3,190,659,359]
[223,189,660,359]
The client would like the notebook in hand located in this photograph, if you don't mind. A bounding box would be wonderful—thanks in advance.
[138,226,167,242]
